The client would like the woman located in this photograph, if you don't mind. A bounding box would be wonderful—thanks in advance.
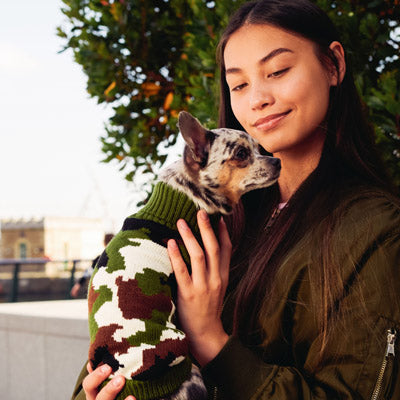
[73,1,400,399]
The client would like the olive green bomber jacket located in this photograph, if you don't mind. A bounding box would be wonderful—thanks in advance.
[71,191,400,400]
[202,192,400,399]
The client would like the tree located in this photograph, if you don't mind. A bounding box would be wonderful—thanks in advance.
[315,0,400,186]
[58,0,400,192]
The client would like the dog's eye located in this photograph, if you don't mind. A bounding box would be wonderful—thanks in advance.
[233,146,249,161]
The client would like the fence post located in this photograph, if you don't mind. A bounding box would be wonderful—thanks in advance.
[68,260,78,299]
[10,262,20,302]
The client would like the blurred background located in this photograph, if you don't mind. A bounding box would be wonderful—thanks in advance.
[0,0,143,304]
[0,0,140,232]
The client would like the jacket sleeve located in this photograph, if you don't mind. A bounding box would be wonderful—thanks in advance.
[70,363,88,400]
[202,195,400,400]
[202,336,315,399]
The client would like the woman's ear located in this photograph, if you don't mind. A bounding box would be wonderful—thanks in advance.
[329,41,346,86]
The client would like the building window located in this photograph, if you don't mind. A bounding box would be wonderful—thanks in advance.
[19,242,27,259]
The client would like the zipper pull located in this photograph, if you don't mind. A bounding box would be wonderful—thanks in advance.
[385,328,397,358]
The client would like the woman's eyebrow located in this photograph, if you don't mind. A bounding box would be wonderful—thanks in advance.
[226,47,294,75]
[260,47,293,64]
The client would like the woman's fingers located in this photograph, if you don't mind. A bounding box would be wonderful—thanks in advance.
[87,362,94,374]
[197,211,231,296]
[218,217,232,292]
[168,239,192,292]
[197,210,221,283]
[176,218,207,287]
[197,212,231,314]
[82,364,135,400]
[96,376,125,400]
[82,364,113,400]
[172,212,232,294]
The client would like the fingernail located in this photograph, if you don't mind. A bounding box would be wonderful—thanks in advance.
[168,239,178,250]
[199,210,209,221]
[177,219,188,230]
[101,364,111,374]
[112,376,124,387]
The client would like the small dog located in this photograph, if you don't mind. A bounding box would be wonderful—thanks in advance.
[87,111,280,400]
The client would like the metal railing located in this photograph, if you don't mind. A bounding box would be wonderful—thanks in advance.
[0,258,91,302]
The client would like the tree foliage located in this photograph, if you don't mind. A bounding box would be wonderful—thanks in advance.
[58,0,400,190]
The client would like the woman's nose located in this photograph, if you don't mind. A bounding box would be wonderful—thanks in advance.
[250,85,274,110]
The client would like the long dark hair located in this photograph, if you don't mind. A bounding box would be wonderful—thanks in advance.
[217,0,395,367]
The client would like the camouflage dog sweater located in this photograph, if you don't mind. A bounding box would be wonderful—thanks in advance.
[88,182,218,399]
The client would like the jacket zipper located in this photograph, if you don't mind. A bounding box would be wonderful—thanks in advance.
[370,328,397,400]
[212,386,218,400]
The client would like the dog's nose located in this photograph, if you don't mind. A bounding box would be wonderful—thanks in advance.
[271,157,281,169]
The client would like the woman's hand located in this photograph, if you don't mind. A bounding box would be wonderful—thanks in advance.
[82,363,136,400]
[167,210,231,366]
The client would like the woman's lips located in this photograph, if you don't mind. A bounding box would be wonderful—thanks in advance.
[252,110,292,131]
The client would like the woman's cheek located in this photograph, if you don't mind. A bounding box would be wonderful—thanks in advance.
[231,97,248,130]
[277,73,306,105]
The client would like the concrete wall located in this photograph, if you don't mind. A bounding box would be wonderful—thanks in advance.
[0,299,89,400]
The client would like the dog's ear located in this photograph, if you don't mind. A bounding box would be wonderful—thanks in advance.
[178,111,212,169]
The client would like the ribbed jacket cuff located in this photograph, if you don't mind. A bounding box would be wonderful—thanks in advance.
[201,336,276,399]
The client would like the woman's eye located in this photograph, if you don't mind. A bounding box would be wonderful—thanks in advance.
[268,67,290,78]
[234,146,249,160]
[231,83,247,92]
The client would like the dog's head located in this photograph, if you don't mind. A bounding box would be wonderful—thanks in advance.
[162,111,281,214]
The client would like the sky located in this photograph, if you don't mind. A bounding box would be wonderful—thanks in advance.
[0,0,166,232]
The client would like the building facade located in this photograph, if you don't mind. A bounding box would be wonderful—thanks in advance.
[0,217,105,274]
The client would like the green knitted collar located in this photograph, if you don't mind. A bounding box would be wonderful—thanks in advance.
[134,181,221,237]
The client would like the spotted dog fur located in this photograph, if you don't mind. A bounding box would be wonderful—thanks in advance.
[88,111,280,400]
[162,365,206,400]
[160,112,281,214]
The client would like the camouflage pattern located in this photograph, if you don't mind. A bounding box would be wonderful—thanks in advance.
[88,217,192,397]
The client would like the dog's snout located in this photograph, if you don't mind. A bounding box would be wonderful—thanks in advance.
[270,157,281,169]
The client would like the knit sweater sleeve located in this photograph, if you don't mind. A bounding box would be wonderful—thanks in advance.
[71,182,211,400]
[202,194,400,400]
[87,221,192,399]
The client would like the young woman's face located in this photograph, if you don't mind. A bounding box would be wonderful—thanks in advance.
[224,24,336,156]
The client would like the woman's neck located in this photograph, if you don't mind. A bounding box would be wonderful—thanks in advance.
[277,162,315,203]
[274,133,325,202]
